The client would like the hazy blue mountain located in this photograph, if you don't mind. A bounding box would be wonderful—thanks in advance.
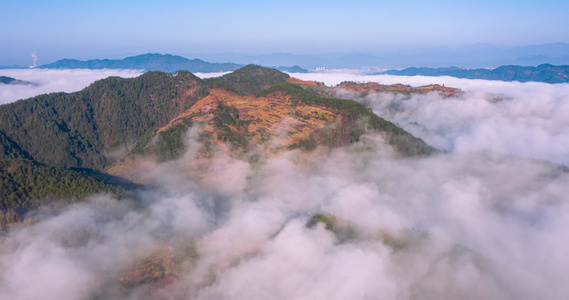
[511,55,569,66]
[380,64,569,83]
[276,65,309,73]
[39,53,243,73]
[0,76,33,85]
[4,43,569,71]
[37,53,310,74]
[183,43,569,69]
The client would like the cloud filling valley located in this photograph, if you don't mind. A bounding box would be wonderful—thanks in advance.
[0,72,568,299]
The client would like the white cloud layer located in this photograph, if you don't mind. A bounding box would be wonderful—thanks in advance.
[1,72,569,299]
[0,69,144,105]
[0,69,234,105]
[193,71,231,79]
[291,72,569,165]
[0,132,568,299]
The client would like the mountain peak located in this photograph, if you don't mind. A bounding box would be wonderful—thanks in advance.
[205,64,290,95]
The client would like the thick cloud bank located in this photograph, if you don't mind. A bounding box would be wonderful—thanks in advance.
[1,132,568,299]
[292,72,569,165]
[1,73,569,299]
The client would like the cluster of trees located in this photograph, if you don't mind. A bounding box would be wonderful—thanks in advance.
[0,159,125,211]
[146,123,189,162]
[1,129,126,225]
[288,136,318,152]
[260,83,434,156]
[213,102,250,150]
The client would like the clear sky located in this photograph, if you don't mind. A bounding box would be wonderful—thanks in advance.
[2,0,569,65]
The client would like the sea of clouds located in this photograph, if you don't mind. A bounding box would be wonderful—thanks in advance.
[291,73,569,166]
[0,70,568,299]
[0,69,143,105]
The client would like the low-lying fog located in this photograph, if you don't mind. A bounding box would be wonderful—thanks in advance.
[292,72,569,166]
[0,70,568,299]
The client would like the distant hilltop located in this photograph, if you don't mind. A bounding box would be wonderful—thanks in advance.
[16,52,569,83]
[379,64,569,84]
[38,53,309,74]
[0,76,33,85]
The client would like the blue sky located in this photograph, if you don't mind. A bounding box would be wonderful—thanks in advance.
[2,0,569,65]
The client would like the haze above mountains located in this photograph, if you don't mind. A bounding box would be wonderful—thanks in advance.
[5,42,569,70]
[189,42,569,69]
[4,42,569,84]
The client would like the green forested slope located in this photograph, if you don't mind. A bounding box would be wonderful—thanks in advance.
[260,83,434,156]
[0,130,126,227]
[0,71,203,170]
[0,66,435,224]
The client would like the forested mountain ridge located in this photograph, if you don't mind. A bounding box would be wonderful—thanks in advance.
[123,81,433,170]
[0,65,436,171]
[0,71,204,170]
[1,65,436,225]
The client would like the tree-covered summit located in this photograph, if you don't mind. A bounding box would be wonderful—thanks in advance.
[205,64,291,95]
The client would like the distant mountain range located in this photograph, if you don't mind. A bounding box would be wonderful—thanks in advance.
[186,43,569,69]
[6,50,569,83]
[3,42,569,70]
[379,64,569,84]
[39,53,242,73]
[38,53,308,74]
